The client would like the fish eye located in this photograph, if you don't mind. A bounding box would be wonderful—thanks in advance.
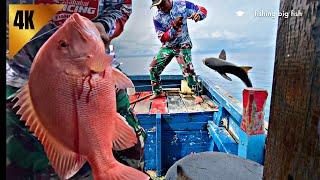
[58,40,69,48]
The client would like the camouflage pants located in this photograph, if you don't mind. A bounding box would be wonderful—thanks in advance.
[6,85,147,179]
[114,89,146,171]
[149,47,197,95]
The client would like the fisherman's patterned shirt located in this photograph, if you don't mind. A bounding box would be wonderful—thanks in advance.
[95,0,132,38]
[153,0,207,48]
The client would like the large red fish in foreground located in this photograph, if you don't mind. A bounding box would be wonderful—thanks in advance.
[14,13,149,180]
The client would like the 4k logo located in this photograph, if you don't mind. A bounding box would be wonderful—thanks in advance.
[8,4,63,59]
[13,10,35,29]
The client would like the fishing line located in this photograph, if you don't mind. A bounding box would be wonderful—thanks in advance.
[28,25,60,43]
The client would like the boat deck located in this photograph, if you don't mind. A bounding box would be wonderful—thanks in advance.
[129,89,219,114]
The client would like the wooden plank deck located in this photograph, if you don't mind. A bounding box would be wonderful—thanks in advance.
[133,92,152,114]
[180,94,205,113]
[150,96,168,114]
[201,95,219,112]
[167,94,187,113]
[129,93,140,109]
[130,90,217,114]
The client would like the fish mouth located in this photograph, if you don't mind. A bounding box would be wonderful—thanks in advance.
[69,55,88,61]
[90,70,101,75]
[202,58,207,64]
[69,54,93,61]
[69,13,100,41]
[89,70,106,80]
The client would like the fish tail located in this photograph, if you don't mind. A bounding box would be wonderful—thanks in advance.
[240,66,253,73]
[245,80,253,87]
[92,161,149,180]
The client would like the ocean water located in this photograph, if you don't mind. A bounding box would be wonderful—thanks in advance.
[118,51,275,121]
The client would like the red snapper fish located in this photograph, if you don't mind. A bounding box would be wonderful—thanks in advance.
[14,13,149,180]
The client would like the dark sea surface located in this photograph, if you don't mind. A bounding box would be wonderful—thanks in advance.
[118,51,275,121]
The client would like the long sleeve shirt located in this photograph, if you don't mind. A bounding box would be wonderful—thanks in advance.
[94,0,132,39]
[31,0,132,39]
[153,0,207,48]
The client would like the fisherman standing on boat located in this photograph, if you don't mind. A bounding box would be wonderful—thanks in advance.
[6,0,147,178]
[149,0,207,102]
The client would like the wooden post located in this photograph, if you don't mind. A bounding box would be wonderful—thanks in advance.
[238,88,268,164]
[264,0,320,179]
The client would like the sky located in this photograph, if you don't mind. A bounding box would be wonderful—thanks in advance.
[113,0,281,57]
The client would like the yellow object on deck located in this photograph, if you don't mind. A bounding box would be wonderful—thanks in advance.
[180,80,193,95]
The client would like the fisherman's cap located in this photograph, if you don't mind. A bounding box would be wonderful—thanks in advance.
[150,0,163,9]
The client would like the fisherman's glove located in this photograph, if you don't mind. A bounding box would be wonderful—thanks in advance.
[94,22,111,50]
[172,16,183,31]
[188,13,201,22]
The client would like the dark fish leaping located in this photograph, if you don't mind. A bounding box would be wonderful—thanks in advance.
[202,50,253,87]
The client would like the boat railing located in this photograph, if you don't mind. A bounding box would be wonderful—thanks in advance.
[199,75,268,165]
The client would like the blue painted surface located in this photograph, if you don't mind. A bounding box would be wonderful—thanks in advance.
[207,121,238,155]
[129,75,182,91]
[137,112,212,174]
[200,76,266,164]
[200,76,243,124]
[226,113,266,164]
[238,132,266,164]
[162,130,211,170]
[144,131,157,171]
[131,74,267,175]
[156,114,162,176]
[129,75,184,81]
[213,106,229,126]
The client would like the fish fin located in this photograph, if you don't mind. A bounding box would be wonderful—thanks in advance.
[112,113,137,151]
[14,84,86,179]
[240,66,252,73]
[112,67,134,89]
[218,49,227,60]
[221,73,232,81]
[94,161,149,180]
